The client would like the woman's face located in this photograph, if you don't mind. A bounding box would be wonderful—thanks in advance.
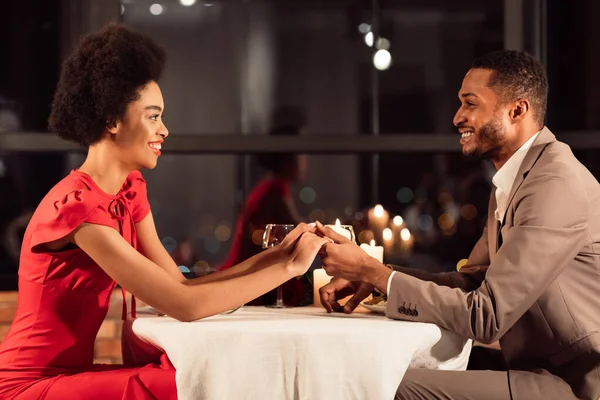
[109,81,168,169]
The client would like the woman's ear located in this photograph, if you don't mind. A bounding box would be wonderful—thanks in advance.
[106,118,120,135]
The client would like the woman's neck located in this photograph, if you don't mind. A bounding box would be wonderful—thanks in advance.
[78,144,134,195]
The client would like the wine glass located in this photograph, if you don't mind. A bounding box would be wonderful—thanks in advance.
[263,224,295,308]
[339,225,356,243]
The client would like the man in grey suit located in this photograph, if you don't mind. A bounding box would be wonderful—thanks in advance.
[317,50,600,399]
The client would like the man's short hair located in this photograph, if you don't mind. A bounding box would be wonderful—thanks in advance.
[472,50,548,127]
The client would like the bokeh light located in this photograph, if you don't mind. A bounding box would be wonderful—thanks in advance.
[299,187,316,204]
[214,224,231,242]
[397,187,414,204]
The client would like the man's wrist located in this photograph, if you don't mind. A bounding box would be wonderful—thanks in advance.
[362,257,393,293]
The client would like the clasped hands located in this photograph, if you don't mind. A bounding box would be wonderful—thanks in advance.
[280,221,392,314]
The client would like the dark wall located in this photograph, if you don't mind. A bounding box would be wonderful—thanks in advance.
[0,0,61,130]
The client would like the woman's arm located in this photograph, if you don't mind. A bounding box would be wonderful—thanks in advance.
[184,245,286,285]
[72,222,325,321]
[136,211,304,286]
[135,211,186,282]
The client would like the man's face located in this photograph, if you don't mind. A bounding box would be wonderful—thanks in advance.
[453,68,509,160]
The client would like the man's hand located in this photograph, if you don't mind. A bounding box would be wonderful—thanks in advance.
[319,278,374,314]
[316,221,393,292]
[287,232,332,276]
[315,222,370,282]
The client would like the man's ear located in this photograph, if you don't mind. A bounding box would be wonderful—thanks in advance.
[510,99,530,121]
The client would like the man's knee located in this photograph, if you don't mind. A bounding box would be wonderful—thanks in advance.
[395,370,426,400]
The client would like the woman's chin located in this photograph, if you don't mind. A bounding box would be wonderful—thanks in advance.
[138,158,159,170]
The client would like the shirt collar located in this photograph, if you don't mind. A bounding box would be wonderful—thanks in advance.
[492,131,540,195]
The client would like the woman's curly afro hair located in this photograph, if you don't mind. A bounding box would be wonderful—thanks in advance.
[48,23,166,147]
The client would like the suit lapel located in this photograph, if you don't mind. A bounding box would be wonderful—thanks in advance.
[502,127,557,221]
[486,127,557,259]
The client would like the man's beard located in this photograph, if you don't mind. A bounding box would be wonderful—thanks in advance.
[467,115,506,160]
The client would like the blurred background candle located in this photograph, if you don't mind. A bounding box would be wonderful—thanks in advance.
[391,215,404,251]
[368,204,389,243]
[400,227,414,254]
[382,227,394,254]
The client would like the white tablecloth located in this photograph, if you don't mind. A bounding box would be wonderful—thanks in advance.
[132,306,472,400]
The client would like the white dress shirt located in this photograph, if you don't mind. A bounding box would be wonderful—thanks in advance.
[386,132,540,295]
[492,132,540,223]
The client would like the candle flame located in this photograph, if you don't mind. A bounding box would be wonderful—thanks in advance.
[383,228,393,241]
[335,218,341,227]
[401,228,411,241]
[393,215,403,226]
[370,239,375,246]
[374,205,384,218]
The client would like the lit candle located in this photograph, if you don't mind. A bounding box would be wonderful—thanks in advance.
[313,268,331,306]
[400,227,414,254]
[326,218,353,241]
[359,239,384,263]
[392,215,403,226]
[382,227,394,253]
[368,204,389,243]
[390,215,404,252]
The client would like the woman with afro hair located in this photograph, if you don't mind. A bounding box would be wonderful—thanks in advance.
[0,23,328,399]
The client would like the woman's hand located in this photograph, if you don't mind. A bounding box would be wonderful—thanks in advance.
[279,222,317,252]
[285,229,332,276]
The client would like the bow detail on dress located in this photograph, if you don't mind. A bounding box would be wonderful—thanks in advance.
[108,178,139,221]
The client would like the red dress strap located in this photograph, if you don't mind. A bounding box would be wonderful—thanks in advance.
[121,287,137,320]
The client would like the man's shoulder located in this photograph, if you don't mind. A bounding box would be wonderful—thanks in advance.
[528,137,599,193]
[536,138,581,172]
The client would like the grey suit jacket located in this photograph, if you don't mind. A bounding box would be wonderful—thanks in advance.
[387,127,600,400]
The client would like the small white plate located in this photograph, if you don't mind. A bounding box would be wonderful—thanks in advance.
[360,302,386,314]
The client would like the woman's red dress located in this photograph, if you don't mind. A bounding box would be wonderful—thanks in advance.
[0,170,177,399]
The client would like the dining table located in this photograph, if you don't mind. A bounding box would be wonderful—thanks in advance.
[133,305,472,400]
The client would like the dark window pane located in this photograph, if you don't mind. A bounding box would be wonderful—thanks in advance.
[546,0,600,131]
[378,1,504,134]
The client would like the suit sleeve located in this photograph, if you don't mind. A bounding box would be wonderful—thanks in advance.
[388,223,490,292]
[385,162,588,344]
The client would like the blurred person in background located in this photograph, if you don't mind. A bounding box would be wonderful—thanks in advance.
[0,23,329,400]
[220,108,308,305]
